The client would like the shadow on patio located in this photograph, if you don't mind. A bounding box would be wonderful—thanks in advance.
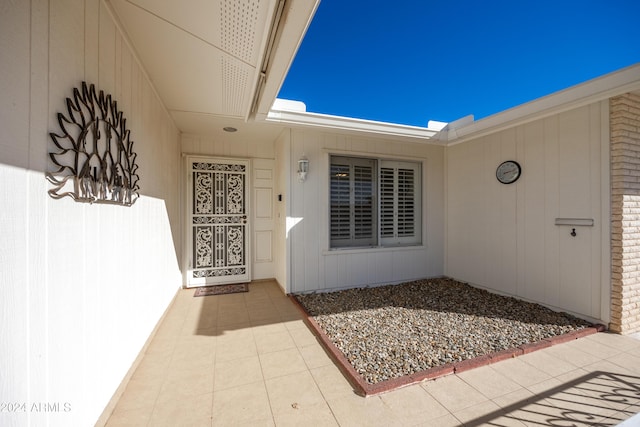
[103,280,640,426]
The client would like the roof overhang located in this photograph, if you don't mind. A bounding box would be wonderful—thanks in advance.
[266,103,444,144]
[440,63,640,146]
[107,0,320,136]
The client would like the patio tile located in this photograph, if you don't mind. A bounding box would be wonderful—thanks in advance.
[112,378,162,412]
[586,332,640,353]
[421,374,488,413]
[264,371,325,412]
[298,342,334,369]
[250,318,289,334]
[526,369,619,424]
[215,329,258,361]
[568,335,624,359]
[217,310,250,326]
[213,356,263,391]
[254,330,296,354]
[451,400,527,426]
[247,307,282,323]
[518,347,579,377]
[129,352,171,384]
[456,365,521,399]
[378,384,449,423]
[288,325,319,348]
[544,340,602,367]
[211,382,272,426]
[309,364,356,400]
[490,357,551,388]
[259,348,307,379]
[264,371,337,425]
[104,406,152,427]
[104,280,640,426]
[160,370,214,398]
[606,351,640,376]
[325,393,398,426]
[492,388,535,409]
[413,413,463,427]
[148,391,213,427]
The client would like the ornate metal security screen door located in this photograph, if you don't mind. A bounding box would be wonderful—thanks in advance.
[187,157,250,287]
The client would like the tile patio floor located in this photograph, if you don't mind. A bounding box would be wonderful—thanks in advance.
[103,280,640,427]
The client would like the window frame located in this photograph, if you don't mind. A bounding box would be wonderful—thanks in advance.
[328,154,422,250]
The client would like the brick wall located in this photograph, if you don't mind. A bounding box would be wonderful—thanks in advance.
[610,92,640,334]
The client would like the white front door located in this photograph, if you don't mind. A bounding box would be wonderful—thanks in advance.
[186,156,250,287]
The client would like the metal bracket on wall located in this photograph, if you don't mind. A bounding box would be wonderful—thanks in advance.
[555,218,594,237]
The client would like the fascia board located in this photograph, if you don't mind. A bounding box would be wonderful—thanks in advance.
[252,0,321,120]
[266,109,443,143]
[446,63,640,146]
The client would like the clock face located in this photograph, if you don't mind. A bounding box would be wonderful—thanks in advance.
[496,161,521,184]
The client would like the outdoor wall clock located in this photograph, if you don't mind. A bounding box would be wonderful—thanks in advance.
[496,160,521,184]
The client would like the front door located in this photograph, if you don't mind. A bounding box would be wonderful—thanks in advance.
[186,156,250,287]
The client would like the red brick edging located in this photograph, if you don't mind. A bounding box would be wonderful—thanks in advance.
[288,295,606,397]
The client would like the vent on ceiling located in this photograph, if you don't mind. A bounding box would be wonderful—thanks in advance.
[220,0,261,63]
[222,57,249,116]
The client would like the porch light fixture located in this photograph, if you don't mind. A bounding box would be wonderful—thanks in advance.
[297,156,309,182]
[223,126,237,132]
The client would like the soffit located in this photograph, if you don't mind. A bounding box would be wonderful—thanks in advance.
[108,0,319,139]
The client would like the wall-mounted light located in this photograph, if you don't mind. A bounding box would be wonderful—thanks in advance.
[297,155,309,182]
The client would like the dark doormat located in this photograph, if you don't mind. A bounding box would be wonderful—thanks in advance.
[193,283,249,297]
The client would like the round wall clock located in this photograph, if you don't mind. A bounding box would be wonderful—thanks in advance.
[496,160,521,184]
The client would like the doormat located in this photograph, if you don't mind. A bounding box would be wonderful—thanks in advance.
[193,283,249,297]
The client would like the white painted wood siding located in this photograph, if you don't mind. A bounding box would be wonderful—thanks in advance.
[1,1,181,426]
[446,102,610,323]
[286,129,445,293]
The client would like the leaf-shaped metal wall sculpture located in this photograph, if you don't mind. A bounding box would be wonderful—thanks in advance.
[47,82,140,206]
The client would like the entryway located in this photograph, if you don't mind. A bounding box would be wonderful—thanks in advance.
[184,156,250,287]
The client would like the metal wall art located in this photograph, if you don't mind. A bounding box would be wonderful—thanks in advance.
[47,82,140,206]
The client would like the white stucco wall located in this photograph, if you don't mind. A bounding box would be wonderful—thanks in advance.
[446,101,611,323]
[286,129,445,293]
[0,1,182,426]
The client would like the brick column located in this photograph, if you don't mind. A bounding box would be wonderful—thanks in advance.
[610,93,640,334]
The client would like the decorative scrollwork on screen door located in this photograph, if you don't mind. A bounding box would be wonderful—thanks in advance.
[191,161,247,280]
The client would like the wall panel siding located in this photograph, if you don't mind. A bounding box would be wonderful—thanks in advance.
[1,1,182,425]
[287,129,445,293]
[446,103,608,322]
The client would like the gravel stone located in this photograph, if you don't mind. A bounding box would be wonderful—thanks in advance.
[294,278,593,384]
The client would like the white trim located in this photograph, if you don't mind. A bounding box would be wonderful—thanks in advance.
[600,99,612,326]
[443,63,640,146]
[266,109,443,143]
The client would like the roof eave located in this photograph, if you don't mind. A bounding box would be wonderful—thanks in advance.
[266,109,444,143]
[442,63,640,146]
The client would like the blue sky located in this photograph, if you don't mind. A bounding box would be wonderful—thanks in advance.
[278,1,640,127]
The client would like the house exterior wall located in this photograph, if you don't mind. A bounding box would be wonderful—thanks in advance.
[181,134,277,281]
[446,101,611,323]
[286,129,445,293]
[610,93,640,334]
[0,1,182,426]
[274,129,292,292]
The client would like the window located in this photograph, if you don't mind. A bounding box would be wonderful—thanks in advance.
[329,155,421,248]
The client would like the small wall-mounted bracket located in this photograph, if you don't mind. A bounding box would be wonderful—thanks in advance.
[554,218,594,227]
[554,218,593,238]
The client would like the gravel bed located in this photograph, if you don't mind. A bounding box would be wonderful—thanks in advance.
[294,278,593,384]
